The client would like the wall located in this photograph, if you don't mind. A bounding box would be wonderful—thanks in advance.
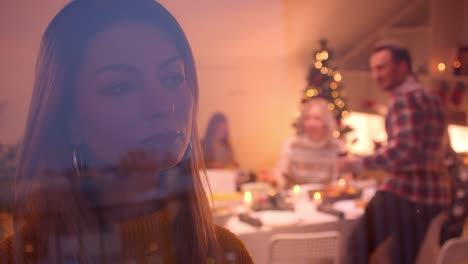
[160,1,295,170]
[0,1,69,143]
[1,1,467,171]
[0,0,294,170]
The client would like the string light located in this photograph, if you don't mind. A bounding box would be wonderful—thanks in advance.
[330,82,338,90]
[331,91,339,98]
[320,51,329,60]
[320,67,329,74]
[328,103,335,110]
[306,89,318,97]
[315,53,322,61]
[342,110,349,117]
[333,72,342,82]
[454,61,462,69]
[315,61,323,69]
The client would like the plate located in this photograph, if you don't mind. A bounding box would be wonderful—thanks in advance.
[333,200,364,219]
[255,210,299,227]
[299,183,324,192]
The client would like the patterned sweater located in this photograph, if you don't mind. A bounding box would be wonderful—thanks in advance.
[0,208,253,263]
[277,135,344,188]
[361,76,450,205]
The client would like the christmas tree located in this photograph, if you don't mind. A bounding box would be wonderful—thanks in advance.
[300,39,352,137]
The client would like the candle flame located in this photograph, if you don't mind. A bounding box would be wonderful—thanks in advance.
[244,191,252,203]
[293,185,301,194]
[338,178,346,186]
[313,192,322,200]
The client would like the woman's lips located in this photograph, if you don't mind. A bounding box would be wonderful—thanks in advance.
[140,131,181,145]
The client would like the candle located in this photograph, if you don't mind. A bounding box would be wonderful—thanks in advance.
[313,191,322,201]
[244,191,252,206]
[338,178,346,187]
[313,191,323,206]
[293,185,301,195]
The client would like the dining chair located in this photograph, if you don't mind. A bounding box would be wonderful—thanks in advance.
[436,237,468,264]
[268,231,340,264]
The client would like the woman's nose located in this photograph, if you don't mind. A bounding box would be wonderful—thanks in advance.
[141,81,174,122]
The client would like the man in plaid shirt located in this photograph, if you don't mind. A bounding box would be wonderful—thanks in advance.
[339,44,450,264]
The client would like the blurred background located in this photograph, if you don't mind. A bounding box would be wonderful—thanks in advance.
[1,0,468,171]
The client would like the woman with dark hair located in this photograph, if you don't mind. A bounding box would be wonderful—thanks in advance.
[203,112,239,169]
[1,1,252,263]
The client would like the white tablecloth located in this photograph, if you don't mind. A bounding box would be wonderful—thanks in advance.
[222,187,375,264]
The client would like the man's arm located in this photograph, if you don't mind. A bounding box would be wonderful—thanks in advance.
[362,92,433,171]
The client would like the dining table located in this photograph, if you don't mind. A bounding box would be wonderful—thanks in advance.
[216,181,377,264]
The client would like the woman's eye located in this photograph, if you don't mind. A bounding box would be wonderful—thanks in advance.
[102,81,136,95]
[161,74,185,90]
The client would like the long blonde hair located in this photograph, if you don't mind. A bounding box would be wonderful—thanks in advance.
[14,0,217,262]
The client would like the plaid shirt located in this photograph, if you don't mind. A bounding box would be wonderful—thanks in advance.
[362,76,451,205]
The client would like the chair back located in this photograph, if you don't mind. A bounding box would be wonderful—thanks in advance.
[268,231,340,264]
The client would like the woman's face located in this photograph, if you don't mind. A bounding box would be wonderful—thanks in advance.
[72,22,193,172]
[302,105,327,142]
[214,121,228,141]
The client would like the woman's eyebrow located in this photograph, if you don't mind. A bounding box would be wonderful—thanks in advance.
[159,55,182,69]
[95,64,137,75]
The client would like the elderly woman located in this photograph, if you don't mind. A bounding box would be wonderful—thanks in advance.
[276,98,345,188]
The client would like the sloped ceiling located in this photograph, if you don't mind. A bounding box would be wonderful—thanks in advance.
[282,0,414,67]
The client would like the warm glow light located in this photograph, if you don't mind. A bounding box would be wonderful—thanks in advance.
[331,91,339,98]
[330,82,338,90]
[306,89,317,97]
[448,124,468,153]
[293,185,301,194]
[244,191,252,203]
[334,99,345,109]
[333,72,342,82]
[328,103,335,110]
[438,62,446,72]
[315,61,323,69]
[342,110,349,117]
[454,61,462,68]
[320,67,329,74]
[313,192,322,200]
[320,51,329,60]
[315,53,322,61]
[342,112,386,155]
[338,178,346,186]
[333,130,340,138]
